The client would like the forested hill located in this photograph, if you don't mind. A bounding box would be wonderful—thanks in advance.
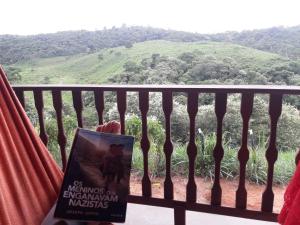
[1,25,300,65]
[0,26,208,64]
[210,26,300,59]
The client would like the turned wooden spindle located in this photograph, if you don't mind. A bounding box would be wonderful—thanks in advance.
[33,89,48,146]
[139,91,152,197]
[261,94,282,212]
[72,90,83,128]
[14,89,25,109]
[94,89,105,125]
[117,90,127,135]
[186,91,198,203]
[52,90,67,171]
[236,93,254,209]
[162,90,174,200]
[211,93,227,206]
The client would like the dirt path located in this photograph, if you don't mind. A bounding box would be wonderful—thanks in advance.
[130,174,286,213]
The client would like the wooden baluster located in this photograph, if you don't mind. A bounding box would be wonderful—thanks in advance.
[186,91,198,203]
[14,89,25,109]
[117,90,127,134]
[94,89,104,125]
[139,91,152,197]
[52,90,67,171]
[262,94,282,212]
[72,90,83,128]
[211,93,227,206]
[33,90,48,146]
[296,150,300,165]
[236,93,254,209]
[162,90,173,200]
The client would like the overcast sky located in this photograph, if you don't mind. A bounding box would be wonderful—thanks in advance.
[1,0,300,35]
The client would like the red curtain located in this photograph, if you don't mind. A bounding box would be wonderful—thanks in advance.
[279,162,300,225]
[0,66,63,225]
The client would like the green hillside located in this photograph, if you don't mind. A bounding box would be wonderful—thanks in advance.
[13,40,288,84]
[211,26,300,59]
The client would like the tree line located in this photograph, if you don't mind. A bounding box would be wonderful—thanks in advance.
[0,26,208,65]
[2,25,300,65]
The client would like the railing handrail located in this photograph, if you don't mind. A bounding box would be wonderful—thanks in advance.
[12,84,300,94]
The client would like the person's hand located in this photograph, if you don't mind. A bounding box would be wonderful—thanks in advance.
[96,121,121,134]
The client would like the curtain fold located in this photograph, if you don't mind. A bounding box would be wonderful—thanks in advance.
[279,162,300,225]
[0,66,63,225]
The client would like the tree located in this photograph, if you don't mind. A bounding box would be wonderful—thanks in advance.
[123,61,141,73]
[42,76,51,84]
[5,66,22,83]
[178,52,196,64]
[124,42,133,48]
[150,54,160,68]
[98,53,104,60]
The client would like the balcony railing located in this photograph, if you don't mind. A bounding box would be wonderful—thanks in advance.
[12,84,300,224]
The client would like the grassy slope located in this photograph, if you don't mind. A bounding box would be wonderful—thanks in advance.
[14,40,288,84]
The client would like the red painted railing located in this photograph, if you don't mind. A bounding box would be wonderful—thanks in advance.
[12,84,300,224]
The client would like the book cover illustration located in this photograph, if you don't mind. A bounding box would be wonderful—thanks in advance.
[54,128,134,223]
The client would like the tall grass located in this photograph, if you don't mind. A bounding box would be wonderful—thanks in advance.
[131,132,296,185]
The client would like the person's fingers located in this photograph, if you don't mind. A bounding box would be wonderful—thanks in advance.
[105,122,113,133]
[97,121,121,134]
[96,123,105,132]
[108,120,121,134]
[103,122,113,133]
[101,123,110,133]
[96,126,101,132]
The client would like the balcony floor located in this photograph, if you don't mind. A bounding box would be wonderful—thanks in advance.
[116,203,277,225]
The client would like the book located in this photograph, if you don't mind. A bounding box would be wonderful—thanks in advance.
[54,128,134,223]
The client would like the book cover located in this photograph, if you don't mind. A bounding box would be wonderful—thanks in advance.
[54,128,134,223]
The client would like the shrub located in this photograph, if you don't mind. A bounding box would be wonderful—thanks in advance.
[45,115,77,165]
[198,95,300,151]
[126,114,165,176]
[107,92,191,143]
